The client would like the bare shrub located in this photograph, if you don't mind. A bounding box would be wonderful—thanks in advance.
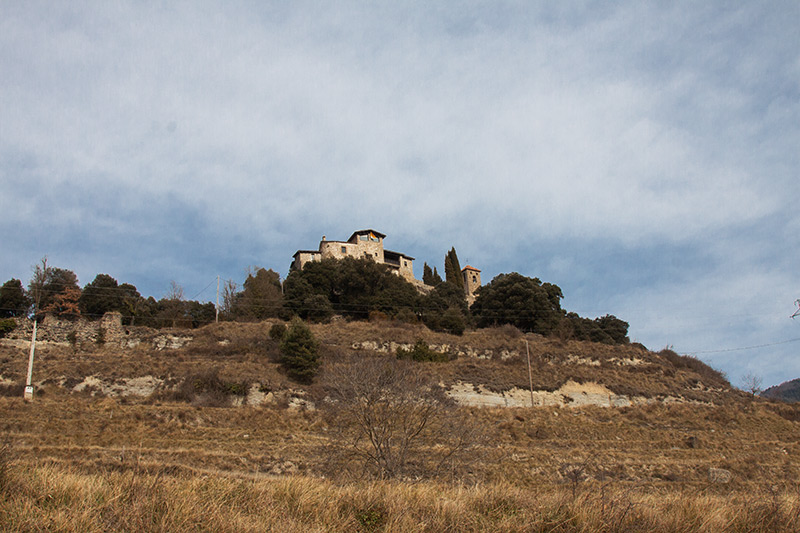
[157,368,248,407]
[658,347,729,387]
[324,356,481,480]
[0,382,25,397]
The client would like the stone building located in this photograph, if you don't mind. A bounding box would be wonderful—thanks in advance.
[292,229,416,282]
[461,265,482,304]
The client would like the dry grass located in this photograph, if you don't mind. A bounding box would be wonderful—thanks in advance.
[2,462,800,532]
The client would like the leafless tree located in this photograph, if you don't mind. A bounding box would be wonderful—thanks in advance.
[325,356,480,480]
[28,256,52,313]
[740,372,763,396]
[165,280,184,301]
[221,279,239,318]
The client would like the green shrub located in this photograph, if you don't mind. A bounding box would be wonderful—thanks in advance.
[279,318,320,382]
[0,319,16,338]
[396,339,450,363]
[439,307,466,335]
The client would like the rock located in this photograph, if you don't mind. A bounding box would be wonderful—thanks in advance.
[708,468,732,483]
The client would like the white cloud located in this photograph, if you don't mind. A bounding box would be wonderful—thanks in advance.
[2,2,799,383]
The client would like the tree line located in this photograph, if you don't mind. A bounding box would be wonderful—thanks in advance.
[1,251,629,345]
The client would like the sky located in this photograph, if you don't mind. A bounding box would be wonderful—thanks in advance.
[1,2,799,388]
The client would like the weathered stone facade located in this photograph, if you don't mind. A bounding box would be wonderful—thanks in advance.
[461,265,482,304]
[292,229,416,282]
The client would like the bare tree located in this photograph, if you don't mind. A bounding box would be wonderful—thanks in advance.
[740,372,763,396]
[28,256,52,314]
[221,279,239,318]
[325,356,480,480]
[165,280,184,301]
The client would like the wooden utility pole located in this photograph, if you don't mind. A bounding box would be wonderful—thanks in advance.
[526,339,534,407]
[215,275,220,323]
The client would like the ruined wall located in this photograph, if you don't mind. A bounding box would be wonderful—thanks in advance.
[6,312,126,345]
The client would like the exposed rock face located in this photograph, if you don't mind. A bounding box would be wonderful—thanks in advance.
[446,380,641,408]
[71,375,163,397]
[152,334,192,350]
[445,380,697,408]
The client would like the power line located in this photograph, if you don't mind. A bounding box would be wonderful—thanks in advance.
[683,336,800,356]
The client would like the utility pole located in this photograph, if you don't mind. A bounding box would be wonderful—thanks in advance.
[215,275,220,323]
[525,339,534,407]
[24,318,37,400]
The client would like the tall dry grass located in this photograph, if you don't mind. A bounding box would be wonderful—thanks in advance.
[2,458,799,532]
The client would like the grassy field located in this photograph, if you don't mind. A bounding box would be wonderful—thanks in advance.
[2,319,800,531]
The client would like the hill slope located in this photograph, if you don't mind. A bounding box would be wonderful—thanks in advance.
[762,378,800,402]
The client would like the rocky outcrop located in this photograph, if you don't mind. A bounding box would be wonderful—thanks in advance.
[446,380,697,408]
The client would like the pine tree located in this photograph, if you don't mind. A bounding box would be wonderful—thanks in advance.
[279,318,320,382]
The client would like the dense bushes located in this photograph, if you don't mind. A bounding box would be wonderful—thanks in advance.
[471,273,564,335]
[563,313,629,345]
[283,257,421,322]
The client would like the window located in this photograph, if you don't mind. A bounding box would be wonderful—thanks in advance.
[341,246,347,254]
[404,261,408,267]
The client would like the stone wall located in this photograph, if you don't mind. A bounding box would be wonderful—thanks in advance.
[6,312,126,345]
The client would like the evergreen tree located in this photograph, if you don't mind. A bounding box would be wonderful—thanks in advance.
[79,274,123,318]
[240,268,283,319]
[444,247,464,290]
[432,267,443,285]
[280,318,320,382]
[471,272,563,334]
[422,263,434,286]
[0,278,29,317]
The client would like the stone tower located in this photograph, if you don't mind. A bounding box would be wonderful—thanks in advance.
[461,265,482,304]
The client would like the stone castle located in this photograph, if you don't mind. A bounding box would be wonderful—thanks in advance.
[291,229,481,300]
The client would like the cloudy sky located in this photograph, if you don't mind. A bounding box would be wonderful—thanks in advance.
[2,2,798,388]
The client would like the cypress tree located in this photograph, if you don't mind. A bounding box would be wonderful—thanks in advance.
[432,267,443,285]
[422,263,434,286]
[444,248,464,290]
